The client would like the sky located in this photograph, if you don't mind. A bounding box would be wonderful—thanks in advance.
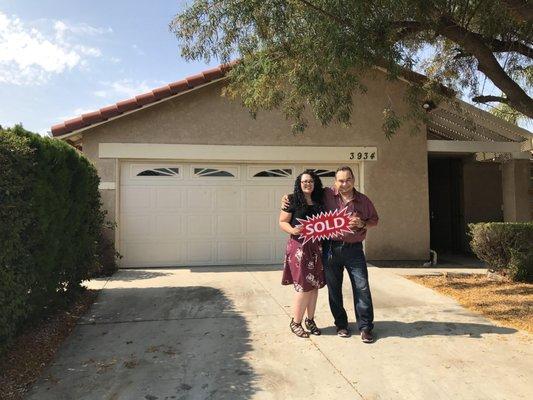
[0,0,218,135]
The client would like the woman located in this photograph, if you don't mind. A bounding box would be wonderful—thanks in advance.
[279,169,326,338]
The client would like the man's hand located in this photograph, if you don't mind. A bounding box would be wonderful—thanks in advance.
[349,216,366,230]
[281,194,290,210]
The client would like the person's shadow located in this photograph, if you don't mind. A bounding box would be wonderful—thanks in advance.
[320,320,516,340]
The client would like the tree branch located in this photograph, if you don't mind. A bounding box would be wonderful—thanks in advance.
[500,0,533,23]
[472,95,510,104]
[436,16,533,118]
[389,20,532,59]
[488,37,532,58]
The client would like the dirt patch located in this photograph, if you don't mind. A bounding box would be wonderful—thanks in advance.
[0,289,99,400]
[408,274,532,333]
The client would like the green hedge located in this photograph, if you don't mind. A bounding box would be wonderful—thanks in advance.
[0,125,105,355]
[469,222,533,282]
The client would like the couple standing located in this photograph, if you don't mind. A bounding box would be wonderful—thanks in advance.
[279,166,378,343]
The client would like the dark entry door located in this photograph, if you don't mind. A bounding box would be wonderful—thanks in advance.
[428,158,463,253]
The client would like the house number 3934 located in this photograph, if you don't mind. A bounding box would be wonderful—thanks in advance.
[349,152,376,160]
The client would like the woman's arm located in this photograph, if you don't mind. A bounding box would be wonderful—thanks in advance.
[279,210,301,235]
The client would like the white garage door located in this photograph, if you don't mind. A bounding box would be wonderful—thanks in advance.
[119,162,359,267]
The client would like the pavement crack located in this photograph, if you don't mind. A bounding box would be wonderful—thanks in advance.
[78,313,287,326]
[244,266,365,399]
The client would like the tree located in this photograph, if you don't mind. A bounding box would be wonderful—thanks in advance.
[171,0,533,135]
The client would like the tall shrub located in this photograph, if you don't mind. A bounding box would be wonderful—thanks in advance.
[0,129,34,354]
[469,222,533,282]
[0,125,105,354]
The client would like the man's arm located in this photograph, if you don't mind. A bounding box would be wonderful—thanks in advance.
[364,198,379,228]
[280,194,290,210]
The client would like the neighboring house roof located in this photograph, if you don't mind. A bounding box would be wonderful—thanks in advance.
[51,62,235,137]
[51,61,531,146]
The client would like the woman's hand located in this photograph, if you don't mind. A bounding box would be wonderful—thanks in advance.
[291,225,302,235]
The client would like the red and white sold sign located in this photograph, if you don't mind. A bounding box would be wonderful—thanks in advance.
[296,207,354,244]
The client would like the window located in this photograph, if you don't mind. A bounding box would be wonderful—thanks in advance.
[253,168,293,177]
[309,169,336,177]
[137,167,180,177]
[194,168,235,177]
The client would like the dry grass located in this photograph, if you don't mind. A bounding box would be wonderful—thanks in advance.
[408,274,533,334]
[0,289,99,400]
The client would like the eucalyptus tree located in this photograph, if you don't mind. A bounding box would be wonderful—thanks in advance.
[171,0,532,135]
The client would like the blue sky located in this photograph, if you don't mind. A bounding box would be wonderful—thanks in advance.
[0,0,218,135]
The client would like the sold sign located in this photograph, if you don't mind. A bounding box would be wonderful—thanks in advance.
[296,207,354,244]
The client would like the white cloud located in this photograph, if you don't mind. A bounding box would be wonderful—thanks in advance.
[0,12,106,85]
[54,20,112,41]
[74,44,102,57]
[131,44,145,56]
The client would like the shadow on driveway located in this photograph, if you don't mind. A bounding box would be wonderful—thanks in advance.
[317,320,516,340]
[27,286,258,400]
[105,269,174,281]
[375,320,516,339]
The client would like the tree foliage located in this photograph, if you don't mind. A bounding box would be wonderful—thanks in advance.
[171,0,532,135]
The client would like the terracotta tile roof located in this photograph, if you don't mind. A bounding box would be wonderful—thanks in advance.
[51,62,235,137]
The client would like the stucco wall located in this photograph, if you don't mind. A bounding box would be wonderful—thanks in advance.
[461,159,503,250]
[83,70,430,260]
[502,159,531,222]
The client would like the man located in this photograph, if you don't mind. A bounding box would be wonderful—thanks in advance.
[282,166,379,343]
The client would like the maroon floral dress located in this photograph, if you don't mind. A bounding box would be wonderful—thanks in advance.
[281,198,326,292]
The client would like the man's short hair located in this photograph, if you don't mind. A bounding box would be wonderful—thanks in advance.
[335,166,355,179]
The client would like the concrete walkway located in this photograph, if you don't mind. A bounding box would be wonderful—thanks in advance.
[26,266,532,400]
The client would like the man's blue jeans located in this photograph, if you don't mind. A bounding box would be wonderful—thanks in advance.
[323,241,374,332]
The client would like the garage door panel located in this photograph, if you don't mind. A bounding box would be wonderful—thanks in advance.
[245,214,271,235]
[122,187,152,211]
[154,187,183,210]
[214,187,242,209]
[217,241,243,264]
[122,215,154,241]
[121,242,181,267]
[275,240,287,261]
[188,241,215,264]
[244,187,272,210]
[154,214,183,238]
[187,188,213,209]
[187,215,215,236]
[273,187,292,204]
[246,241,273,263]
[216,215,243,235]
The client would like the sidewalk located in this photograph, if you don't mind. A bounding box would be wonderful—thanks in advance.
[26,266,532,400]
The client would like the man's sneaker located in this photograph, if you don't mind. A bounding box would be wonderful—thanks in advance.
[336,327,351,338]
[361,329,374,343]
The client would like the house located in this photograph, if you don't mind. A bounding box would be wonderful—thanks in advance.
[51,64,532,267]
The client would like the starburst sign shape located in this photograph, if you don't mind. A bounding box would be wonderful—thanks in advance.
[296,207,354,244]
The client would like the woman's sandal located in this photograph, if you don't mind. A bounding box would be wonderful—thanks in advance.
[305,317,321,336]
[290,318,309,338]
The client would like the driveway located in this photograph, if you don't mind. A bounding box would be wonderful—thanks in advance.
[26,266,532,400]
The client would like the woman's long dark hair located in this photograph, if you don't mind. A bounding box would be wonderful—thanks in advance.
[291,169,324,208]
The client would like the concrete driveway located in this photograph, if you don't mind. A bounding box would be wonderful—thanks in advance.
[26,266,532,400]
